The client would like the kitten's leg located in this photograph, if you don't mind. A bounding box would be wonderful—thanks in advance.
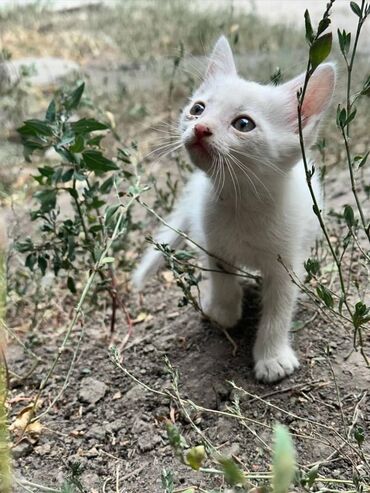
[201,258,242,328]
[253,265,300,382]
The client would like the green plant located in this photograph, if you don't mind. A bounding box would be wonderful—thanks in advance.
[292,0,370,364]
[15,82,137,331]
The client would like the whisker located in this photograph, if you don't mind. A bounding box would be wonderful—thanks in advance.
[227,153,261,200]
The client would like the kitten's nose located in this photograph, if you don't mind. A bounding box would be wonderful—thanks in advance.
[194,123,213,140]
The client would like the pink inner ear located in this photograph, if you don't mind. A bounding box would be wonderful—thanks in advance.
[302,66,335,120]
[285,64,336,130]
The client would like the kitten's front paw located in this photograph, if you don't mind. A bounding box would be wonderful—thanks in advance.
[254,346,299,383]
[202,300,241,329]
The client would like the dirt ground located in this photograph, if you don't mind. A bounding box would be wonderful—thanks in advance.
[1,2,370,492]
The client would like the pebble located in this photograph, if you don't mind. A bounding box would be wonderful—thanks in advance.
[12,441,32,459]
[78,377,108,404]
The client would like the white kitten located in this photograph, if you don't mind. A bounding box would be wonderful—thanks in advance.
[133,36,335,382]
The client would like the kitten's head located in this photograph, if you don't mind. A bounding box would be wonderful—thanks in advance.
[180,36,335,181]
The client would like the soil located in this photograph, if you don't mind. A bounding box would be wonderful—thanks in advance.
[7,220,370,492]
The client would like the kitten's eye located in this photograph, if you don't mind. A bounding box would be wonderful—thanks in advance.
[190,102,205,116]
[232,116,256,132]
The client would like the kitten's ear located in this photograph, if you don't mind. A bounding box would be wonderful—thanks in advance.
[205,36,237,80]
[283,63,336,132]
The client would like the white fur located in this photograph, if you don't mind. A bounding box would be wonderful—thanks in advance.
[133,36,336,382]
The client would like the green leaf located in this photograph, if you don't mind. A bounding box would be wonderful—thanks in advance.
[70,118,109,134]
[304,10,314,44]
[344,204,355,228]
[353,425,365,446]
[15,238,34,253]
[82,150,119,173]
[69,135,85,153]
[317,17,331,36]
[100,176,114,194]
[336,105,347,127]
[166,423,187,454]
[309,33,332,71]
[17,119,54,137]
[356,151,369,168]
[350,1,362,17]
[217,456,245,486]
[25,253,37,271]
[38,255,47,276]
[306,464,319,488]
[45,99,56,122]
[185,445,206,471]
[361,74,370,96]
[64,82,85,111]
[34,189,57,213]
[117,147,132,164]
[338,29,351,57]
[316,284,334,308]
[100,256,115,265]
[67,276,77,294]
[273,424,296,493]
[87,134,104,147]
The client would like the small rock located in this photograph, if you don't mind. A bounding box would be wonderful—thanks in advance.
[34,443,51,455]
[81,471,100,489]
[124,383,147,404]
[137,433,161,452]
[105,419,124,434]
[12,441,32,459]
[86,424,106,440]
[79,377,107,404]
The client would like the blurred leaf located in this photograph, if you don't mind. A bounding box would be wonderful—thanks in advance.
[270,67,282,85]
[70,135,84,153]
[104,204,120,225]
[304,10,314,44]
[354,425,365,446]
[101,256,115,265]
[337,29,351,57]
[117,147,132,164]
[306,464,319,488]
[185,445,206,471]
[16,238,34,253]
[17,119,54,137]
[356,151,369,168]
[344,204,355,228]
[100,176,114,194]
[45,99,56,122]
[64,82,85,111]
[350,1,362,17]
[316,284,334,308]
[9,404,42,437]
[67,276,77,294]
[272,424,296,493]
[82,150,119,173]
[218,456,245,486]
[309,33,332,71]
[34,189,57,213]
[317,17,331,36]
[166,423,187,454]
[38,255,47,276]
[70,118,109,134]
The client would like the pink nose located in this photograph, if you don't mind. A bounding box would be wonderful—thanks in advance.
[194,123,212,140]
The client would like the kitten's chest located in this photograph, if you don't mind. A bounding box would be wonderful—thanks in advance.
[205,200,288,261]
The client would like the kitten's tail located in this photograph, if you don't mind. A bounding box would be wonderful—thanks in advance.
[132,205,189,290]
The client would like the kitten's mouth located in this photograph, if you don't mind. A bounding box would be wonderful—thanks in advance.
[185,139,212,155]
